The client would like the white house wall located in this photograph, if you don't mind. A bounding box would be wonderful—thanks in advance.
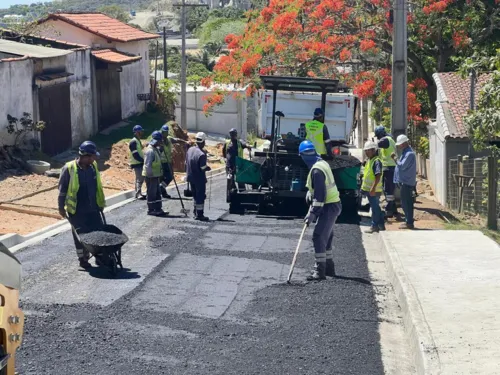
[66,49,94,146]
[0,59,35,146]
[429,122,447,205]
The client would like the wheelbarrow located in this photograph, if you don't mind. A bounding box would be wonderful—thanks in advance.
[69,213,129,277]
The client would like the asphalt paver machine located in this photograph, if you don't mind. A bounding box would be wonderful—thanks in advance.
[0,242,24,375]
[228,76,362,221]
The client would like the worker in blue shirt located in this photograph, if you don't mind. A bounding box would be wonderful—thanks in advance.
[128,125,146,200]
[186,132,211,221]
[374,125,398,217]
[392,134,417,229]
[300,140,342,281]
[223,128,252,192]
[361,141,385,233]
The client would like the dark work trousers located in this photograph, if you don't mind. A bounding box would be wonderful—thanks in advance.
[312,202,342,264]
[162,163,174,187]
[132,165,145,198]
[383,167,396,214]
[191,181,207,214]
[68,211,104,259]
[400,184,415,226]
[146,177,162,213]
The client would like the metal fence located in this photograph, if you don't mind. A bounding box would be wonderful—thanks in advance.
[447,156,499,228]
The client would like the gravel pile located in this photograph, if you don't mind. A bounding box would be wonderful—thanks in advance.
[80,231,127,247]
[327,155,361,170]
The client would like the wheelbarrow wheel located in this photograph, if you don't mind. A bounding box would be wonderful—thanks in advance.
[109,253,118,277]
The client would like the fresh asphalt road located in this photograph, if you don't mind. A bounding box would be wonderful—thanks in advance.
[14,175,413,375]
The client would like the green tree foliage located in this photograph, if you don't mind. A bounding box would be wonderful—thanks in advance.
[461,50,500,153]
[97,4,131,23]
[198,17,245,47]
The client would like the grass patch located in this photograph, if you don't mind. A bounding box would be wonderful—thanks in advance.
[91,112,167,148]
[444,221,500,244]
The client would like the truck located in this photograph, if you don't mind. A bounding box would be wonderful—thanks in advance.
[258,91,357,155]
[228,76,362,222]
[0,242,24,375]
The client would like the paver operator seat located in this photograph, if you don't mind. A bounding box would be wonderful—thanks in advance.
[0,241,24,375]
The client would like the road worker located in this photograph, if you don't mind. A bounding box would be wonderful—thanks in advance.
[223,128,252,192]
[58,141,105,269]
[362,141,385,233]
[186,132,211,221]
[159,122,191,199]
[129,125,146,200]
[304,108,332,157]
[143,131,168,217]
[300,140,342,281]
[375,125,398,217]
[393,134,417,229]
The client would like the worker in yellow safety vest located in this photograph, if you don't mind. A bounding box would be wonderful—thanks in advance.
[143,131,168,217]
[129,125,146,200]
[362,141,385,233]
[300,140,342,281]
[159,122,191,199]
[304,108,332,156]
[223,128,252,192]
[58,141,106,269]
[375,125,398,216]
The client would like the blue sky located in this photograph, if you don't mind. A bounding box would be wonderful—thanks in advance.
[1,0,38,8]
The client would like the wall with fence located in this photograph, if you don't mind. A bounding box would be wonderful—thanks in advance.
[447,156,499,229]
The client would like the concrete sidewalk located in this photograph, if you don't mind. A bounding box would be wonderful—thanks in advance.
[380,230,500,374]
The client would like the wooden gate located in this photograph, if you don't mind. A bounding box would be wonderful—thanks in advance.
[96,62,122,130]
[39,83,72,156]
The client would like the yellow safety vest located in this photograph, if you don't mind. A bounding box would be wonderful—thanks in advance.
[65,160,105,215]
[306,160,340,206]
[305,120,327,155]
[362,157,383,192]
[142,145,163,177]
[160,137,173,164]
[129,137,144,166]
[226,139,243,158]
[379,136,396,168]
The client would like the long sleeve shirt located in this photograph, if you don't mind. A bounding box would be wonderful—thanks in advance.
[223,139,249,169]
[310,168,327,216]
[394,146,416,186]
[58,160,99,215]
[143,146,159,178]
[322,124,333,156]
[186,145,209,184]
[129,138,144,164]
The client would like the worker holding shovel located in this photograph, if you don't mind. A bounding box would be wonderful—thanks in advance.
[186,132,211,221]
[299,140,342,281]
[58,141,105,270]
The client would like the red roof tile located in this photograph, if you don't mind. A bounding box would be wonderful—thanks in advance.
[91,49,142,64]
[42,12,159,43]
[435,72,493,138]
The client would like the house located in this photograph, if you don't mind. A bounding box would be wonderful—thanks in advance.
[37,12,159,130]
[428,72,492,205]
[0,38,94,156]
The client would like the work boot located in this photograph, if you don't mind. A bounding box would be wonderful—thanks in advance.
[160,185,171,199]
[195,210,209,222]
[325,260,336,277]
[399,223,414,230]
[379,224,386,231]
[148,210,168,217]
[306,262,326,281]
[365,226,379,234]
[79,257,92,270]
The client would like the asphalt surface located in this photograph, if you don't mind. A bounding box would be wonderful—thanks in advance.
[15,175,393,375]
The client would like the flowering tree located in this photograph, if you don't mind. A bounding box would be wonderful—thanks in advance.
[203,0,500,121]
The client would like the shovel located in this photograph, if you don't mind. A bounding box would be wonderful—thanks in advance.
[167,163,189,216]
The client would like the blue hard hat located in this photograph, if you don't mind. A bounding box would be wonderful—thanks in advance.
[79,141,100,156]
[151,130,163,141]
[229,128,237,134]
[299,140,316,154]
[133,125,144,133]
[161,124,169,133]
[375,125,386,137]
[313,108,324,117]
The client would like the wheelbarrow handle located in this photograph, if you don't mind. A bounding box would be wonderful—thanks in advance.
[100,210,107,225]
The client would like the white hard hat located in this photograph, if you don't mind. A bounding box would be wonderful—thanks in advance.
[396,134,409,146]
[363,141,378,150]
[195,132,207,142]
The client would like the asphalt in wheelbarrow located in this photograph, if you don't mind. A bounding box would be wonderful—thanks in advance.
[79,226,128,248]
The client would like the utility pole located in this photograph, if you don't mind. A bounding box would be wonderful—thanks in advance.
[173,1,208,130]
[390,0,408,138]
[163,26,168,79]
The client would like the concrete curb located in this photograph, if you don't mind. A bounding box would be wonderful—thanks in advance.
[1,167,226,253]
[379,233,441,375]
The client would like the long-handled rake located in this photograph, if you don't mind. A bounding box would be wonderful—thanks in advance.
[287,223,308,284]
[168,164,189,216]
